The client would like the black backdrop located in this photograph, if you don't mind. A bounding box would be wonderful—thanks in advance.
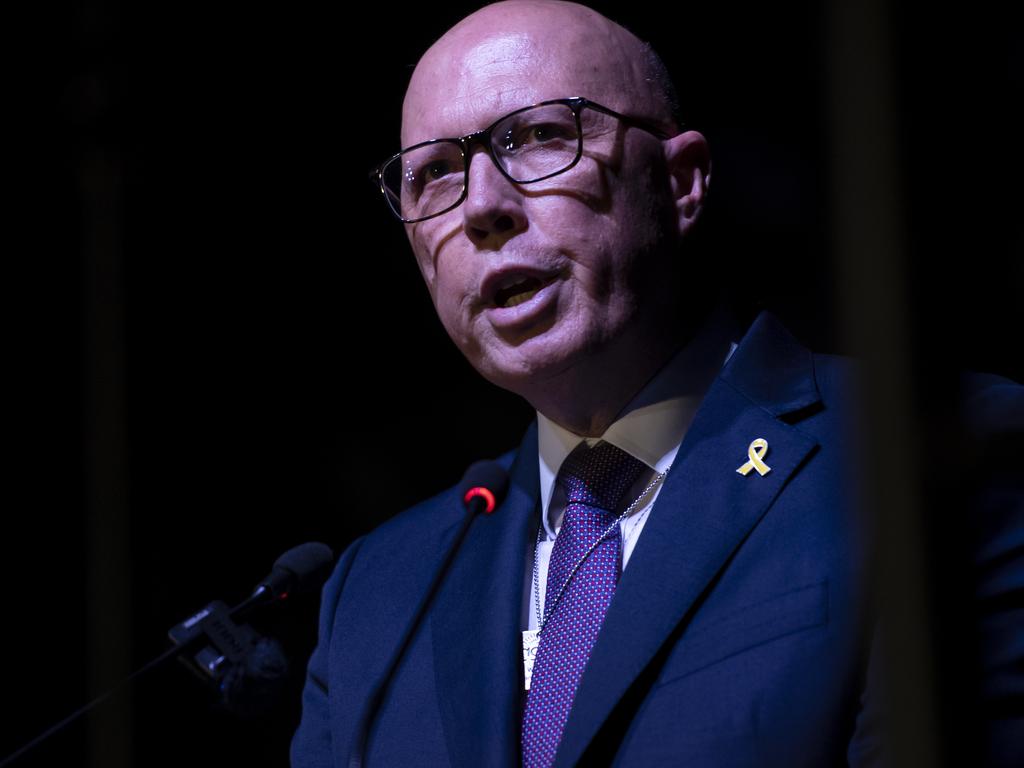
[6,1,1021,766]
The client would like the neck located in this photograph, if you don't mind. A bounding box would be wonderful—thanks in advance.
[526,303,733,437]
[526,328,687,438]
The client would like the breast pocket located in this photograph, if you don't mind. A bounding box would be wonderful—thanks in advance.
[655,580,829,688]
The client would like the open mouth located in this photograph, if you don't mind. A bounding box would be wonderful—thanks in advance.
[493,275,556,309]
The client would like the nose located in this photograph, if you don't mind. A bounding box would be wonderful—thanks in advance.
[461,146,527,248]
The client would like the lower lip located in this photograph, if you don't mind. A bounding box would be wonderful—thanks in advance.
[484,278,560,331]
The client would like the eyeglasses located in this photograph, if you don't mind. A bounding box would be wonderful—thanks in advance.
[370,96,673,223]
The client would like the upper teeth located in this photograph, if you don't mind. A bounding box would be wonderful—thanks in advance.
[493,273,547,308]
[505,288,539,307]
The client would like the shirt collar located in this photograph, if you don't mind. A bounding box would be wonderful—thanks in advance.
[536,308,739,538]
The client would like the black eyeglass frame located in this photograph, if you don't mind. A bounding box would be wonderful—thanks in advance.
[370,96,675,224]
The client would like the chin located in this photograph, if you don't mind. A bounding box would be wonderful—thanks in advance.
[473,340,592,400]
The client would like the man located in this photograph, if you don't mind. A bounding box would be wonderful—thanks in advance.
[292,2,879,765]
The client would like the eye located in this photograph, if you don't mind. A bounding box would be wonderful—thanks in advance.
[501,121,577,153]
[416,159,455,184]
[403,153,461,197]
[527,123,567,143]
[429,160,456,180]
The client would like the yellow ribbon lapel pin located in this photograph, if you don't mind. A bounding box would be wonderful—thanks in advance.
[736,438,771,477]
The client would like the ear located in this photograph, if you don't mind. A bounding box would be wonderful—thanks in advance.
[663,130,711,238]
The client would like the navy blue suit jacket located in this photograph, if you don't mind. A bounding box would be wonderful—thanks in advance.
[292,312,884,766]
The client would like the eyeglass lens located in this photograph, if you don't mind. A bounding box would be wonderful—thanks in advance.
[381,102,584,222]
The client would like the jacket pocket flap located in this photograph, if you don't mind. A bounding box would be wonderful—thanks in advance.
[656,580,829,687]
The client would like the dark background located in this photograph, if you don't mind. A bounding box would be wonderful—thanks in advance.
[6,1,1021,766]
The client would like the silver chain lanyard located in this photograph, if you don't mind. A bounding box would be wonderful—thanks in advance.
[532,464,671,633]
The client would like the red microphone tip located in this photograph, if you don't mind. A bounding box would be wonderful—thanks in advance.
[463,486,497,514]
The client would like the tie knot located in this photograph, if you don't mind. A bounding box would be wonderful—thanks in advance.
[558,441,648,515]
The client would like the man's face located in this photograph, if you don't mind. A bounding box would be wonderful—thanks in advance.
[400,6,686,401]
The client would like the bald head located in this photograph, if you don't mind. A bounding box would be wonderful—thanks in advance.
[402,0,678,147]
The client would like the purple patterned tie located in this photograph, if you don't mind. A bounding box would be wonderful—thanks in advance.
[521,440,647,767]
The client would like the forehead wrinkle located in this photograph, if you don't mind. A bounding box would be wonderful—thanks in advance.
[405,35,544,142]
[446,36,542,128]
[446,85,537,133]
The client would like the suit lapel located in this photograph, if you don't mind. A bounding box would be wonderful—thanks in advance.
[431,422,539,768]
[554,312,822,767]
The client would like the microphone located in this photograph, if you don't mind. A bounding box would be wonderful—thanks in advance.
[0,542,336,768]
[460,460,510,517]
[166,541,335,661]
[348,461,510,768]
[168,542,335,716]
[247,541,336,607]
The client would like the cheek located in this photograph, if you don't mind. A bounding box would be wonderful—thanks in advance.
[409,215,465,289]
[432,272,459,323]
[430,262,479,349]
[605,171,673,275]
[408,229,437,286]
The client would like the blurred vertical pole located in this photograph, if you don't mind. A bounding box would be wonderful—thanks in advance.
[826,0,940,765]
[76,1,133,765]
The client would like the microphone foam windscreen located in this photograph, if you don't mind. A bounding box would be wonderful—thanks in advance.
[459,460,510,509]
[270,542,335,595]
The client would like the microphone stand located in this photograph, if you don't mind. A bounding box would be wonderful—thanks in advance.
[0,585,278,767]
[348,502,484,768]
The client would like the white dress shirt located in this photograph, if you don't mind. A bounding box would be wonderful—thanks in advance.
[524,312,738,632]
